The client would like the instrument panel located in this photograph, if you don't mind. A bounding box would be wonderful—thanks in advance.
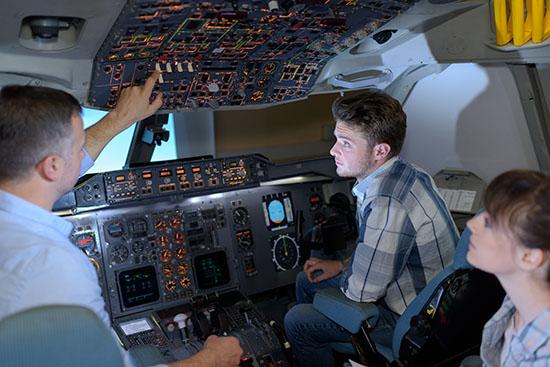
[70,154,267,209]
[62,154,352,308]
[69,197,237,318]
[67,181,332,317]
[89,0,414,111]
[63,155,351,365]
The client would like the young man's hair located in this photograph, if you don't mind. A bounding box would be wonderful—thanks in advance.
[331,90,407,157]
[0,85,81,181]
[484,169,550,281]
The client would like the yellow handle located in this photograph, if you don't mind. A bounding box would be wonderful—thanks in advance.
[493,0,550,46]
[495,0,513,45]
[532,0,544,42]
[512,0,531,46]
[545,0,550,39]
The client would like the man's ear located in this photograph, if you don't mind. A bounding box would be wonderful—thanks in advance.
[36,154,64,182]
[372,143,391,161]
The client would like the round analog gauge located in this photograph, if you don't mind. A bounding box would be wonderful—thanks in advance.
[75,233,96,256]
[170,215,183,229]
[155,219,168,232]
[157,235,170,247]
[162,265,173,278]
[232,207,249,226]
[165,280,176,292]
[160,249,172,263]
[174,231,186,244]
[177,261,189,274]
[106,221,125,238]
[175,246,187,259]
[132,241,145,254]
[271,234,300,271]
[110,244,129,264]
[180,276,192,288]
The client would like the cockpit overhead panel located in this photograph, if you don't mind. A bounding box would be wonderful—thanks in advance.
[89,0,415,111]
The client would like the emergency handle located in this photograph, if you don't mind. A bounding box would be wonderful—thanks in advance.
[493,0,550,46]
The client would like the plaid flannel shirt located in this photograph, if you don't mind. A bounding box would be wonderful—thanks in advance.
[481,296,550,366]
[340,157,458,315]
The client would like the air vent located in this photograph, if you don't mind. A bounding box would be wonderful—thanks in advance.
[19,16,85,51]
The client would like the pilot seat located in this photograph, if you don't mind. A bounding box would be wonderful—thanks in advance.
[0,305,167,367]
[312,226,506,366]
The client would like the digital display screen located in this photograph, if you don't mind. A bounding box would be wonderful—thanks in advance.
[193,251,230,290]
[118,266,160,309]
[262,192,294,231]
[119,318,152,336]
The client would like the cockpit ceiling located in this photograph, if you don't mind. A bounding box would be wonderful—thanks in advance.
[89,0,415,112]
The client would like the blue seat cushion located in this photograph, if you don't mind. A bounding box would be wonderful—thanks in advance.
[313,288,380,334]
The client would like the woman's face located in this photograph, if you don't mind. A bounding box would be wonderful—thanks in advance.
[466,212,522,276]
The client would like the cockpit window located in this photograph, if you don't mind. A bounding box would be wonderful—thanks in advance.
[82,108,177,173]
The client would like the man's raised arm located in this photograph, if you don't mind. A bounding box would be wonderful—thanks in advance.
[84,72,163,160]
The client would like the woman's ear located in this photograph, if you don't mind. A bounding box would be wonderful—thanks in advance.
[519,247,548,273]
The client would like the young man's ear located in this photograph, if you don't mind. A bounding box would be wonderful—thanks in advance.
[36,155,65,182]
[372,143,391,161]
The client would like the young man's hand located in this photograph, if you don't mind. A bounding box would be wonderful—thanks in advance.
[303,258,344,283]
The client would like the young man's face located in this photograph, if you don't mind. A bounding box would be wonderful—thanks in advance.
[329,120,374,180]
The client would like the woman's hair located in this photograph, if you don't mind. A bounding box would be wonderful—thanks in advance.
[484,169,550,280]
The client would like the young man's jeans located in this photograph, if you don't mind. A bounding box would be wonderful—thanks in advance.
[284,271,398,367]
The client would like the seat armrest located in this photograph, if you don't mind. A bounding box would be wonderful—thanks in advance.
[313,288,379,334]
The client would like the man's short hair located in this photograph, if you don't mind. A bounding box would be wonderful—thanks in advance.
[331,91,407,156]
[0,85,81,181]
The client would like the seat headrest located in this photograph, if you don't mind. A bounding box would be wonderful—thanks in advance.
[453,226,473,270]
[0,305,124,367]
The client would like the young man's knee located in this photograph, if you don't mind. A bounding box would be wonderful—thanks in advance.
[296,271,309,290]
[284,303,312,338]
[295,271,310,303]
[284,304,300,333]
